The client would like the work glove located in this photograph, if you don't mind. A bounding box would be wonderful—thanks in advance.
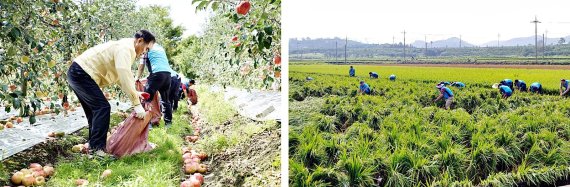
[137,91,150,100]
[134,104,146,119]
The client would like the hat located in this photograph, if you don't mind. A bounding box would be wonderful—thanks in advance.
[360,81,364,84]
[436,84,444,89]
[492,83,499,89]
[561,79,566,81]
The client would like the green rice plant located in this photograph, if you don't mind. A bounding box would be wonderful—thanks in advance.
[290,65,570,186]
[337,152,377,187]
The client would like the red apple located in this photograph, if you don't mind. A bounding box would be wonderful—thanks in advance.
[11,172,24,185]
[232,36,238,42]
[43,166,54,176]
[184,163,197,174]
[236,0,251,15]
[20,169,32,176]
[101,169,112,179]
[181,147,191,154]
[16,117,23,123]
[182,153,192,160]
[198,152,208,160]
[35,176,46,186]
[193,173,204,184]
[188,176,202,187]
[274,55,281,65]
[5,122,13,128]
[22,174,35,186]
[180,180,199,187]
[30,163,42,170]
[75,179,88,186]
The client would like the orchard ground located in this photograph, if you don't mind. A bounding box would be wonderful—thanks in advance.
[1,86,280,187]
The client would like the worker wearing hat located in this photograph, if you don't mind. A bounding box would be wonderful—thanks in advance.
[514,79,527,92]
[450,81,465,88]
[359,80,371,95]
[499,82,513,99]
[433,83,454,110]
[349,66,356,77]
[529,82,542,94]
[369,72,379,79]
[500,79,514,92]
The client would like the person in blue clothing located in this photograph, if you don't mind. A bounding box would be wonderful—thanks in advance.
[349,66,356,77]
[359,81,371,95]
[450,81,465,88]
[306,77,314,81]
[529,82,542,94]
[498,83,513,99]
[433,84,454,110]
[136,43,174,126]
[369,72,379,79]
[514,79,527,92]
[561,79,570,96]
[439,81,451,86]
[500,79,514,92]
[389,74,396,81]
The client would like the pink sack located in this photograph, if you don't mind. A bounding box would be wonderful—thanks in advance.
[105,81,160,158]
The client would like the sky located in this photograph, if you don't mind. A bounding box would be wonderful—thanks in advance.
[136,0,212,37]
[283,0,570,45]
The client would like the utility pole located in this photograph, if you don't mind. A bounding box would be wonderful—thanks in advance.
[298,41,302,59]
[335,41,338,62]
[424,35,428,57]
[344,36,347,64]
[402,30,406,61]
[459,35,462,48]
[531,16,541,63]
[392,35,395,46]
[497,33,500,47]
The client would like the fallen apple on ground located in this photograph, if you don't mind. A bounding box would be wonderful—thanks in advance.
[5,122,13,128]
[43,166,54,176]
[11,172,24,185]
[22,174,35,186]
[16,117,23,123]
[193,173,204,184]
[35,176,46,186]
[101,169,112,179]
[55,132,65,138]
[75,179,88,186]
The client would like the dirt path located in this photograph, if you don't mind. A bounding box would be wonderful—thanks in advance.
[356,63,570,70]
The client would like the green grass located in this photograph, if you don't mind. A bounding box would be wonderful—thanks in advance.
[192,85,281,186]
[291,63,570,90]
[46,103,193,187]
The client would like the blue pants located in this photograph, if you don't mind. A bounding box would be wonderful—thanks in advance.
[67,62,110,151]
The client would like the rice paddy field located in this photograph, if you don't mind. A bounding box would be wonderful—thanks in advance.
[289,63,570,186]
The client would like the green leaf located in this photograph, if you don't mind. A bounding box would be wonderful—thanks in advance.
[7,46,16,56]
[197,1,209,10]
[14,98,21,109]
[5,106,10,113]
[29,115,36,124]
[264,26,273,35]
[211,2,219,11]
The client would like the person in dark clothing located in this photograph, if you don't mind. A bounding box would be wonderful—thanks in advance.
[136,43,174,126]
